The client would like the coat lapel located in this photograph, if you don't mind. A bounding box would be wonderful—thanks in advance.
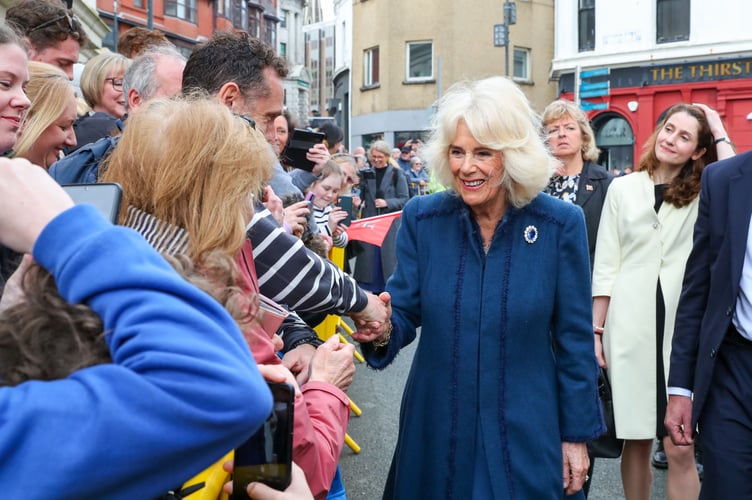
[728,164,752,283]
[576,162,598,209]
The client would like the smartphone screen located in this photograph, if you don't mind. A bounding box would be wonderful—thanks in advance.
[62,183,122,223]
[337,194,353,226]
[281,128,325,172]
[232,382,295,498]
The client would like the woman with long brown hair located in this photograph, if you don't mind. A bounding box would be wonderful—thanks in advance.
[592,103,735,500]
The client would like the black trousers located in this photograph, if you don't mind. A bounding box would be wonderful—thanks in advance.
[699,325,752,499]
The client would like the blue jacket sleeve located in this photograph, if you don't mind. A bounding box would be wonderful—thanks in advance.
[0,205,272,499]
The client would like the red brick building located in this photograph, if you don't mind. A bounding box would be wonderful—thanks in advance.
[97,0,279,53]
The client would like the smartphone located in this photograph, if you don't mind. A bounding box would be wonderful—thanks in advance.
[337,194,353,226]
[62,183,122,223]
[232,382,295,498]
[281,128,326,172]
[305,191,316,205]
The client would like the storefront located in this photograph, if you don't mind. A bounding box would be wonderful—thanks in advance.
[557,55,752,171]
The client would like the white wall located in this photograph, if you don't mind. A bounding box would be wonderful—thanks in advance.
[553,0,752,74]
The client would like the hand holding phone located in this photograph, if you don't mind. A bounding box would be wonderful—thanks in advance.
[336,195,353,226]
[231,382,295,498]
[281,129,326,172]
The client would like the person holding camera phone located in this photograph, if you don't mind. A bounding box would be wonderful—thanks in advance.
[351,140,409,294]
[305,161,350,251]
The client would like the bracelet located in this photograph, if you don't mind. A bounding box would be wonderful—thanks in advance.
[372,320,393,348]
[593,325,604,336]
[714,136,732,146]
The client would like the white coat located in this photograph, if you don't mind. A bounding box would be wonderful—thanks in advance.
[592,170,698,439]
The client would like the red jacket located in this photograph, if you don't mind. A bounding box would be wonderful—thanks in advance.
[236,239,350,499]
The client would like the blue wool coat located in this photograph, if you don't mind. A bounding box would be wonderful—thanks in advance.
[363,191,604,499]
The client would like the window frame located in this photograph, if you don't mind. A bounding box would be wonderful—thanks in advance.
[656,0,690,44]
[363,46,380,88]
[512,47,531,82]
[578,0,595,52]
[164,0,197,23]
[405,40,433,83]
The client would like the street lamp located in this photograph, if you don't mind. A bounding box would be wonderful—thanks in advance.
[503,1,516,76]
[493,1,516,75]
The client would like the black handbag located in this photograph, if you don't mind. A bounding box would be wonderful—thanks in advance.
[587,368,624,458]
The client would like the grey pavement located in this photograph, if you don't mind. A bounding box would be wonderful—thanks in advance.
[338,328,670,499]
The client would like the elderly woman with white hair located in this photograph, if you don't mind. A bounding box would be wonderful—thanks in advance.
[353,76,604,499]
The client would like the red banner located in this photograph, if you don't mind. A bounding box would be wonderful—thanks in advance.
[347,211,402,246]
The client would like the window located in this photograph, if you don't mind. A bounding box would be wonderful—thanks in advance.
[279,9,287,28]
[578,0,595,52]
[249,9,260,37]
[165,0,196,23]
[405,41,433,81]
[217,0,231,18]
[232,0,247,30]
[513,47,530,81]
[657,0,689,43]
[134,0,143,8]
[264,18,275,47]
[364,46,379,87]
[593,114,635,172]
[279,42,287,57]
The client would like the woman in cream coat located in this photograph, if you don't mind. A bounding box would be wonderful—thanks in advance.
[592,103,734,500]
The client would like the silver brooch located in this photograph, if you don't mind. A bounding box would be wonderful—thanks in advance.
[523,225,538,244]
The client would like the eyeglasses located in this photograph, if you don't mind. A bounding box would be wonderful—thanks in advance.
[234,114,257,130]
[28,12,79,34]
[448,147,498,164]
[105,77,124,90]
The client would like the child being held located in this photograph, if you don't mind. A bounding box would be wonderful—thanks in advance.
[306,160,349,251]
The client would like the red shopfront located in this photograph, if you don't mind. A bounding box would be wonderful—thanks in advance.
[557,55,752,172]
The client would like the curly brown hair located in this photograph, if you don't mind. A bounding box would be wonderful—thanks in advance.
[6,0,87,50]
[0,251,258,387]
[637,103,716,208]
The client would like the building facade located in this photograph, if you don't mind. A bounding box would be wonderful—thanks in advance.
[350,0,556,149]
[303,19,335,126]
[96,0,279,55]
[278,0,310,126]
[552,0,752,171]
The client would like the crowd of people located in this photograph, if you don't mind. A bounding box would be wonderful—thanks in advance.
[0,0,750,498]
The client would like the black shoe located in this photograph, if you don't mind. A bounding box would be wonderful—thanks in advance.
[652,440,668,469]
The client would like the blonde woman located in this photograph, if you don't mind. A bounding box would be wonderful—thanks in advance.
[14,61,77,169]
[103,97,355,499]
[353,77,603,498]
[71,52,131,152]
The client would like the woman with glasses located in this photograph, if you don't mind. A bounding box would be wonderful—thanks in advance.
[351,140,409,293]
[352,77,604,499]
[13,62,77,169]
[69,52,131,153]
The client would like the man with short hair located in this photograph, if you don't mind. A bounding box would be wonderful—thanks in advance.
[5,0,87,80]
[122,44,186,111]
[182,31,287,145]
